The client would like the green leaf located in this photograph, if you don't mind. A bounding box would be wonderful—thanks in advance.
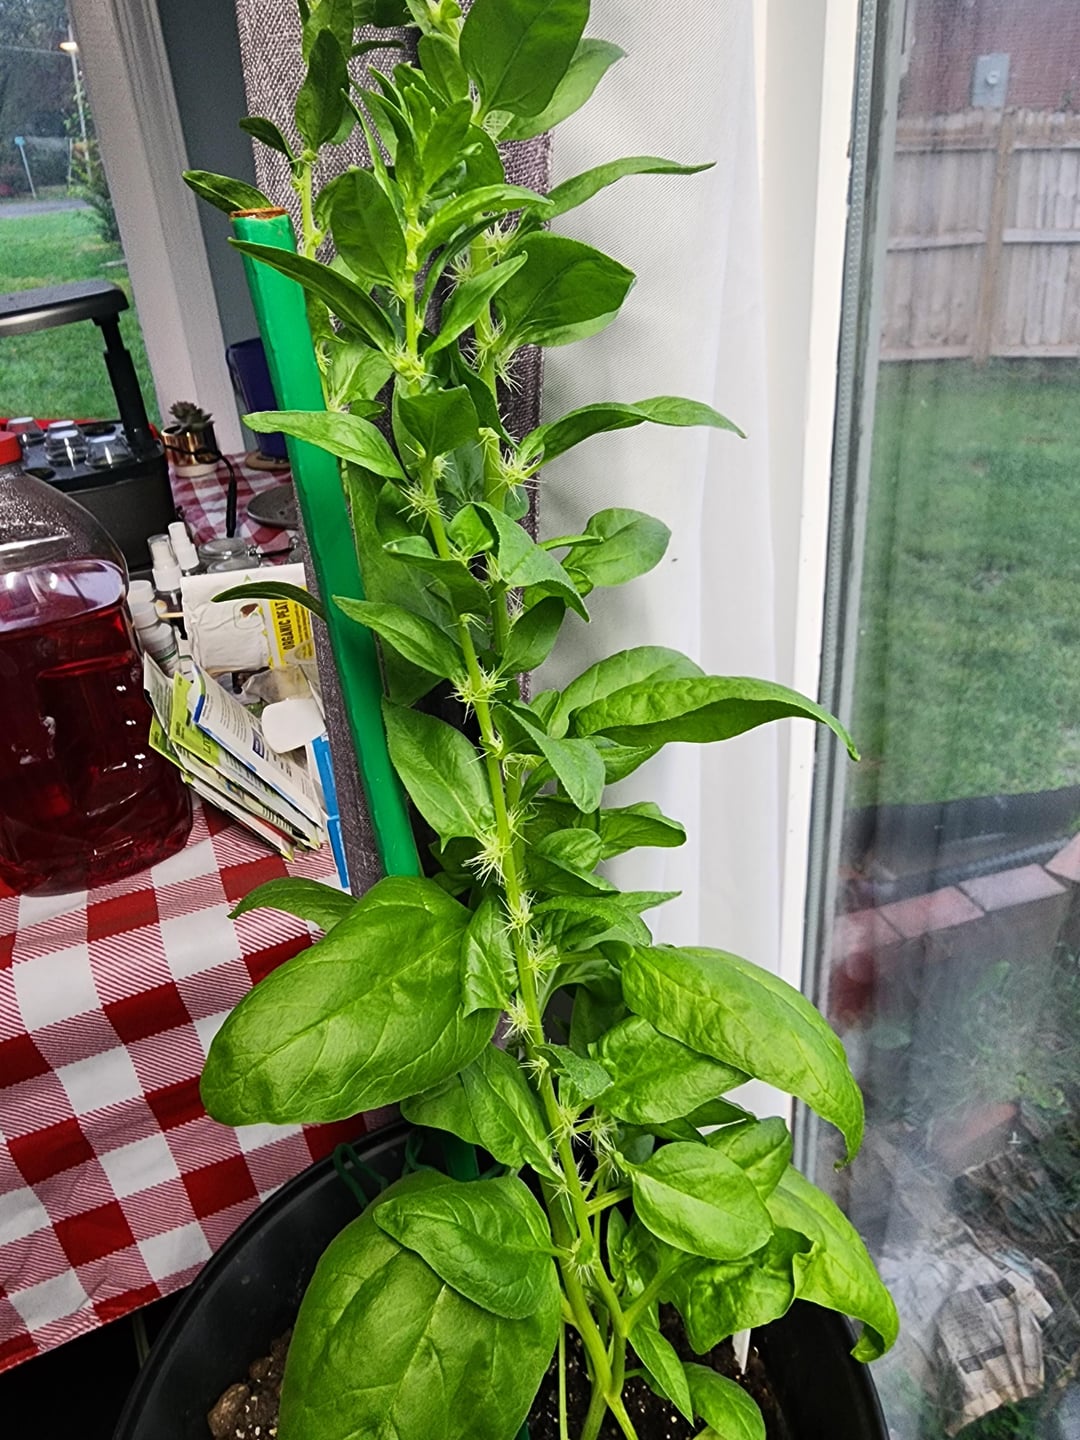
[208,580,328,624]
[476,503,587,618]
[460,0,589,120]
[397,386,480,461]
[595,1016,747,1125]
[330,166,407,289]
[327,341,394,406]
[545,156,714,222]
[296,28,349,150]
[228,876,355,931]
[493,233,634,350]
[238,116,292,157]
[183,169,271,216]
[566,508,670,589]
[201,876,496,1123]
[536,1043,610,1105]
[552,646,704,738]
[622,946,865,1162]
[767,1167,899,1361]
[706,1119,792,1201]
[576,675,860,759]
[383,702,495,842]
[280,1185,559,1440]
[383,535,490,613]
[506,709,605,813]
[419,32,470,101]
[594,738,663,784]
[502,596,565,673]
[530,828,608,890]
[334,598,464,683]
[422,99,475,190]
[629,1142,773,1261]
[230,240,395,350]
[302,0,354,57]
[596,802,686,858]
[462,894,516,1013]
[406,1044,555,1176]
[685,1365,765,1440]
[668,1229,806,1353]
[535,894,652,952]
[498,37,624,141]
[632,1311,694,1422]
[244,407,403,478]
[373,1175,558,1319]
[423,184,551,256]
[520,395,744,466]
[427,253,528,356]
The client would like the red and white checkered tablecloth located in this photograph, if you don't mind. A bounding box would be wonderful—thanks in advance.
[169,456,294,556]
[0,801,372,1371]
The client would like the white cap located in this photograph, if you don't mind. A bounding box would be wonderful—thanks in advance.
[127,581,158,628]
[168,521,192,552]
[148,534,176,569]
[153,560,182,594]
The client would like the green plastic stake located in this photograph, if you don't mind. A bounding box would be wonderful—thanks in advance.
[231,208,419,878]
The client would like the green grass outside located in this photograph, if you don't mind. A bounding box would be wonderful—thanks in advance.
[0,207,158,424]
[850,359,1080,808]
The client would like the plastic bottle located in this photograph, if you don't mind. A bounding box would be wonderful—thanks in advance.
[128,580,180,676]
[168,521,202,576]
[0,431,192,894]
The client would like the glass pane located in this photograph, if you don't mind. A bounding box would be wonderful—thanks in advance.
[0,2,156,421]
[810,5,1080,1439]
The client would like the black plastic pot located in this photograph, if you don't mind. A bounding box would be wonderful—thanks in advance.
[114,1122,887,1440]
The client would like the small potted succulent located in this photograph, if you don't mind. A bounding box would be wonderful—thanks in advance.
[164,400,219,477]
[160,2,898,1437]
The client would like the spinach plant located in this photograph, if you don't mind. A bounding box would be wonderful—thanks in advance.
[186,2,897,1437]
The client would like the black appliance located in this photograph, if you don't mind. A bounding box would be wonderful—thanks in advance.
[0,279,176,571]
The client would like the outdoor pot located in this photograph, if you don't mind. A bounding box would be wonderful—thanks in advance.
[113,1121,888,1440]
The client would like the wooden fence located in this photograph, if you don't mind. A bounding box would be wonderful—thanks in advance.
[883,109,1080,360]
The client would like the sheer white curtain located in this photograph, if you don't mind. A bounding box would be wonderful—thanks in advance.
[538,1,781,974]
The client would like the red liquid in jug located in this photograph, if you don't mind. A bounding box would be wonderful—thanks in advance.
[0,557,192,894]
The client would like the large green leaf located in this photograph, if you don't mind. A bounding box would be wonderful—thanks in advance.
[500,704,605,814]
[544,157,714,222]
[498,37,624,141]
[295,27,349,149]
[280,1184,559,1440]
[423,184,551,255]
[502,597,565,673]
[631,1310,694,1422]
[460,0,588,120]
[383,702,495,842]
[595,1016,746,1125]
[373,1176,558,1319]
[565,508,670,590]
[629,1143,773,1261]
[243,407,403,478]
[623,946,865,1162]
[396,386,480,461]
[520,395,741,465]
[383,535,490,614]
[596,802,686,858]
[493,234,635,349]
[427,254,527,356]
[461,895,516,1013]
[476,503,588,618]
[551,646,704,738]
[706,1119,792,1201]
[767,1166,899,1361]
[575,675,859,758]
[334,598,464,683]
[667,1229,806,1354]
[330,166,407,289]
[201,877,496,1123]
[228,876,356,932]
[686,1364,765,1440]
[403,1043,555,1176]
[229,241,396,350]
[183,169,271,216]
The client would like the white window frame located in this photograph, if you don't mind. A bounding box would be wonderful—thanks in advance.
[68,0,243,451]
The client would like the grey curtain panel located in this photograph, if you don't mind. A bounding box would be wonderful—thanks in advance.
[231,3,551,890]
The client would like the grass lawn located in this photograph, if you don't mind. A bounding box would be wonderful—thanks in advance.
[0,207,158,424]
[850,359,1080,808]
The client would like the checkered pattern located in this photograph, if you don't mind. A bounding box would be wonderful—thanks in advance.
[0,801,371,1372]
[169,457,294,554]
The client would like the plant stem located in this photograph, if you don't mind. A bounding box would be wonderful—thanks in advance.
[558,1323,570,1440]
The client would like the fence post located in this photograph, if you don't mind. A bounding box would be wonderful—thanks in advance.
[973,109,1016,364]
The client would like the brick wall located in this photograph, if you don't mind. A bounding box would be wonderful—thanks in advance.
[903,0,1080,116]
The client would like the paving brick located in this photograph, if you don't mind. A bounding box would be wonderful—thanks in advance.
[831,908,903,968]
[931,1101,1019,1176]
[876,886,983,940]
[959,864,1067,913]
[1046,833,1080,885]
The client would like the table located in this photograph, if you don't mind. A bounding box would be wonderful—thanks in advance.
[0,459,374,1371]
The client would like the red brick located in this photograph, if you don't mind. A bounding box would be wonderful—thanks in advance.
[831,908,903,968]
[876,886,983,940]
[960,864,1066,913]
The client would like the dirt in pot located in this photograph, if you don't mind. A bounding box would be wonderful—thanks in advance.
[205,1308,789,1440]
